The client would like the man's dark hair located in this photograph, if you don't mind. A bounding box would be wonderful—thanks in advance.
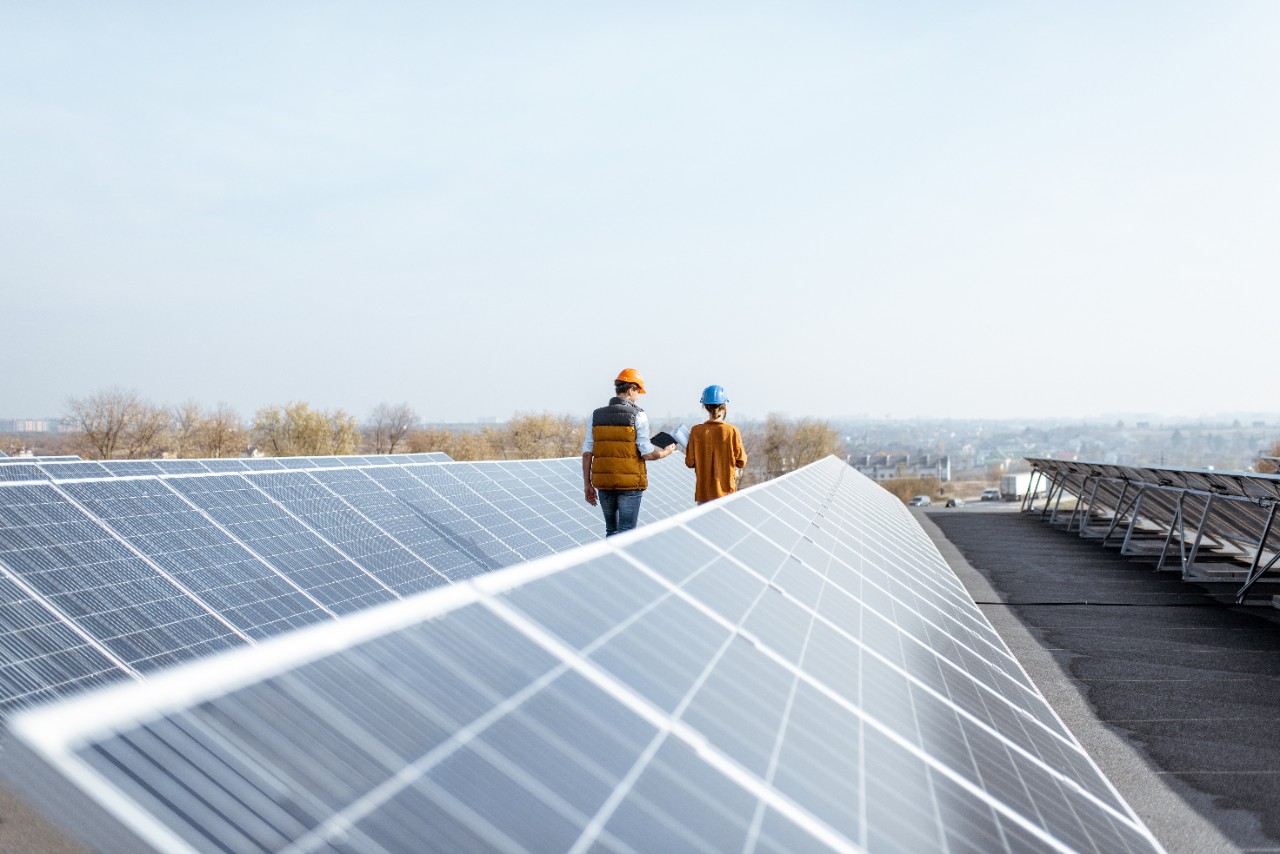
[615,381,638,395]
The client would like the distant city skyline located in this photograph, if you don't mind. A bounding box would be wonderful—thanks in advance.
[4,4,1277,423]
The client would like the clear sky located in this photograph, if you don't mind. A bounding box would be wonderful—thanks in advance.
[3,2,1277,426]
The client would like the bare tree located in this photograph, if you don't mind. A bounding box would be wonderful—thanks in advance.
[66,387,169,460]
[405,427,494,461]
[367,402,419,454]
[487,413,584,460]
[196,404,247,458]
[327,409,361,455]
[67,388,133,459]
[740,413,843,484]
[123,403,172,459]
[171,400,204,458]
[253,402,360,456]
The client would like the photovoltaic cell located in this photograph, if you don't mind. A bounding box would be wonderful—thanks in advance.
[398,466,525,568]
[58,478,331,639]
[307,469,454,594]
[0,573,126,713]
[3,458,1163,854]
[194,459,249,473]
[0,453,697,716]
[0,464,43,482]
[243,471,434,593]
[0,483,245,675]
[164,475,398,616]
[35,461,113,479]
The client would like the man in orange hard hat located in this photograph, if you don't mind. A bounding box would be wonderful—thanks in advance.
[582,368,677,536]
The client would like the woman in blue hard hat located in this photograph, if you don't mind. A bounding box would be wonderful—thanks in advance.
[684,384,747,504]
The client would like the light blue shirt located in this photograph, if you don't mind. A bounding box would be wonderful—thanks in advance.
[582,408,654,456]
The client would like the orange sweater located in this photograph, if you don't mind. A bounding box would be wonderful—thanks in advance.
[684,420,747,503]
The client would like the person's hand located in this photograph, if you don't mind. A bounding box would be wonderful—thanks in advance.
[662,444,676,458]
[584,484,598,506]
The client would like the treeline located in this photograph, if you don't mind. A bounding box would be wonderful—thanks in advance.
[49,389,584,461]
[27,389,851,485]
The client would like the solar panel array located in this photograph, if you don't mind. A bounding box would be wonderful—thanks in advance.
[1024,457,1280,602]
[0,453,697,715]
[4,457,1164,853]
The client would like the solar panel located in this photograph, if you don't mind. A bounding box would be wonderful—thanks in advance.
[2,458,1163,853]
[0,572,126,710]
[0,483,246,690]
[195,458,250,473]
[163,474,403,617]
[0,455,698,714]
[32,460,113,479]
[57,478,332,639]
[243,470,443,595]
[1026,457,1280,602]
[0,464,43,483]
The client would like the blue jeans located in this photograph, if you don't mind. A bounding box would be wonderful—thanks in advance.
[598,489,643,537]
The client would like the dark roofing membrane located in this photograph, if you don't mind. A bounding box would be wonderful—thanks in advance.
[922,506,1280,852]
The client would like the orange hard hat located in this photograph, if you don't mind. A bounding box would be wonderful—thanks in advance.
[615,367,646,394]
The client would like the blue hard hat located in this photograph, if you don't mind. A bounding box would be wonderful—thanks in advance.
[699,384,729,405]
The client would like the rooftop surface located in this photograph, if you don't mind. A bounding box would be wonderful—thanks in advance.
[921,504,1280,854]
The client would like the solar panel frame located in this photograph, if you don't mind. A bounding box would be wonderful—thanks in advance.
[0,453,697,716]
[0,482,248,678]
[56,477,334,640]
[3,458,1164,854]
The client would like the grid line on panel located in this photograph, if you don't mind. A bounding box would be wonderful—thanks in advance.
[242,472,428,594]
[164,474,398,617]
[36,461,113,480]
[725,486,1038,717]
[817,510,1034,700]
[0,457,1166,854]
[274,471,453,590]
[0,483,248,673]
[617,539,1121,853]
[308,469,458,591]
[231,474,404,604]
[482,592,856,854]
[565,540,790,852]
[742,536,829,854]
[0,558,139,707]
[469,462,584,553]
[155,480,342,621]
[399,466,526,568]
[447,464,564,561]
[362,466,510,577]
[622,481,1145,847]
[800,473,1095,772]
[516,460,600,545]
[50,484,257,646]
[59,478,335,640]
[451,463,570,555]
[276,647,580,853]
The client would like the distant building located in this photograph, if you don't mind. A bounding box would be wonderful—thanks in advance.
[0,418,72,434]
[849,453,951,483]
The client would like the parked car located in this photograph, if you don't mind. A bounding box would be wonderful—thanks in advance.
[907,495,931,507]
[980,488,1001,502]
[945,497,964,507]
